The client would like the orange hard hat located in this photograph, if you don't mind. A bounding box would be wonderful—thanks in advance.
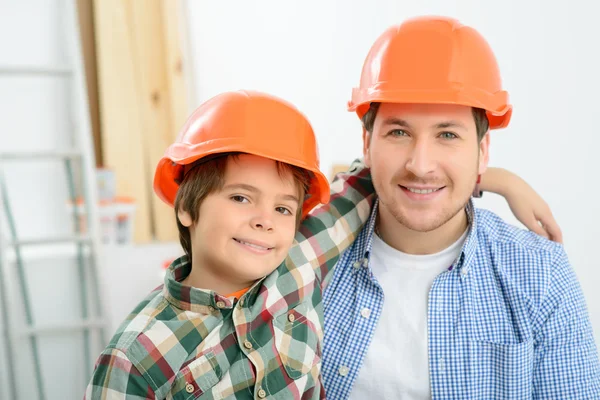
[153,90,330,217]
[348,16,512,129]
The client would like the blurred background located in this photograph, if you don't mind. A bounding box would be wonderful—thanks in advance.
[0,0,598,398]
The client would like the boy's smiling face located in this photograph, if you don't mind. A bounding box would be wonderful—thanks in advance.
[178,154,301,293]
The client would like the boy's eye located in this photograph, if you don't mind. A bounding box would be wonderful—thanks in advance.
[231,195,249,203]
[276,206,293,215]
[440,132,458,139]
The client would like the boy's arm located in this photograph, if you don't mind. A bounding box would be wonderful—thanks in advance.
[532,249,600,398]
[84,348,156,399]
[477,167,563,243]
[288,159,376,283]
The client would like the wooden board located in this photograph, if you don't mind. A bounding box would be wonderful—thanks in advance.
[161,0,191,139]
[76,0,103,167]
[330,164,351,181]
[93,0,190,242]
[129,0,178,242]
[93,0,153,242]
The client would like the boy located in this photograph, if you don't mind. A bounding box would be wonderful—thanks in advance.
[85,90,559,399]
[85,90,373,399]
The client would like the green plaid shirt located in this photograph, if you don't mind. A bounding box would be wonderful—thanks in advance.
[84,161,374,399]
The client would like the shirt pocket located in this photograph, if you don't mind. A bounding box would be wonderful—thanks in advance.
[468,338,534,399]
[272,303,321,380]
[170,351,222,400]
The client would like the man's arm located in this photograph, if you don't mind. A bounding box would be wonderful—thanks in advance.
[84,348,156,399]
[532,249,600,398]
[286,159,376,283]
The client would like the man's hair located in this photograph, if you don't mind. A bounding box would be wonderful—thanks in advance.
[174,153,311,261]
[361,102,490,142]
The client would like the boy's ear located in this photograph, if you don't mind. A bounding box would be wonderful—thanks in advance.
[177,208,193,227]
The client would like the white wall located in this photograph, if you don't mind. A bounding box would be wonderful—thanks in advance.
[1,2,595,398]
[0,2,175,399]
[0,2,97,399]
[185,0,600,344]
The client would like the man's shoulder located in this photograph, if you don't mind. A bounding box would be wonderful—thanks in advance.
[475,207,564,257]
[473,208,573,302]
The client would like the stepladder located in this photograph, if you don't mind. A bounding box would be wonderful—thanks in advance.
[0,1,109,399]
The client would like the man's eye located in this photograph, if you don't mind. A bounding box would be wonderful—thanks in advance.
[388,129,408,137]
[440,132,458,139]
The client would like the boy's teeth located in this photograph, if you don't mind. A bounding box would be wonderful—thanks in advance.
[239,240,269,250]
[407,187,438,194]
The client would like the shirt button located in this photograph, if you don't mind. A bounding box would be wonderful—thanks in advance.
[353,261,361,269]
[288,313,295,322]
[257,388,267,398]
[239,298,244,307]
[338,366,349,376]
[461,266,469,275]
[207,306,215,313]
[185,383,195,393]
[216,301,226,308]
[360,308,371,318]
[243,340,253,349]
[362,258,369,267]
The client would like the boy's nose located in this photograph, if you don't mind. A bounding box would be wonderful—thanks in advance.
[251,214,274,231]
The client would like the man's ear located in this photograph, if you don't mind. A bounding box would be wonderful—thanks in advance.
[363,127,372,168]
[478,131,490,175]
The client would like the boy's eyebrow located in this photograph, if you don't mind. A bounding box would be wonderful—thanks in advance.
[224,183,300,204]
[224,183,259,193]
[280,194,300,204]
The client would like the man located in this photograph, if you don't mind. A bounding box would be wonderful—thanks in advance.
[320,16,600,399]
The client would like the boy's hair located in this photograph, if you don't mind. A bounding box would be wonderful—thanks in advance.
[174,153,311,260]
[361,102,490,142]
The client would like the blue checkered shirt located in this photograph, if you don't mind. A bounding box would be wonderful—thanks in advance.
[322,199,600,399]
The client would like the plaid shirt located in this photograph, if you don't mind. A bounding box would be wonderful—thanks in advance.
[84,162,375,399]
[322,198,600,399]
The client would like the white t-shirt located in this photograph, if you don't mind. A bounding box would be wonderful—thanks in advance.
[349,229,467,400]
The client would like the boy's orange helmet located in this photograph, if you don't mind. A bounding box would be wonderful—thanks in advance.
[348,16,512,129]
[153,90,330,217]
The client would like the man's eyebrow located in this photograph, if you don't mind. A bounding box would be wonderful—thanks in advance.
[382,117,412,128]
[434,121,468,130]
[381,118,469,130]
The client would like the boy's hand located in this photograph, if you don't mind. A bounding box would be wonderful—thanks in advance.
[481,167,563,244]
[505,183,563,243]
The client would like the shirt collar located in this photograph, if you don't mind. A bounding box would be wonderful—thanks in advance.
[360,198,479,275]
[452,199,479,275]
[163,255,263,312]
